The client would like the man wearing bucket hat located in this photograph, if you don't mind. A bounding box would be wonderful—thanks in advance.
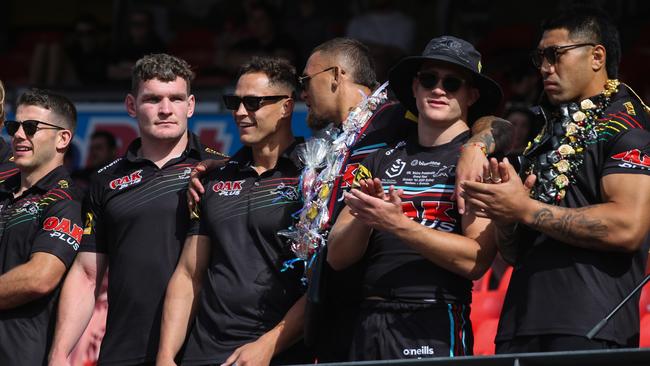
[326,35,501,360]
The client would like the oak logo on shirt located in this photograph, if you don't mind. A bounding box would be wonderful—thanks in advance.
[109,170,143,190]
[212,180,245,196]
[42,216,82,250]
[611,149,650,170]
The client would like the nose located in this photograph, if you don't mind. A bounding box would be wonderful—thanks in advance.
[159,98,172,115]
[234,101,249,117]
[539,58,554,76]
[12,124,27,140]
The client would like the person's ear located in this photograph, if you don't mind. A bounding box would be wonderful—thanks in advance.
[125,94,137,118]
[281,97,294,118]
[56,129,73,150]
[592,45,606,73]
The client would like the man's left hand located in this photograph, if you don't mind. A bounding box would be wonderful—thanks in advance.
[220,338,274,366]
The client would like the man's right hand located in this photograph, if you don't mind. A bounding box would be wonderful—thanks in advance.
[47,352,70,366]
[188,159,229,212]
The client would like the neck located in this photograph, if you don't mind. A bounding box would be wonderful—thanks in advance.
[336,84,372,126]
[579,73,611,101]
[251,128,294,175]
[17,159,63,197]
[139,133,189,168]
[417,117,469,147]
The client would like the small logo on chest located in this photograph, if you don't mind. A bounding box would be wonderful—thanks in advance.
[109,170,143,190]
[385,158,406,178]
[213,180,245,196]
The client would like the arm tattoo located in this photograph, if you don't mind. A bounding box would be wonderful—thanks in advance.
[469,117,512,154]
[530,207,608,244]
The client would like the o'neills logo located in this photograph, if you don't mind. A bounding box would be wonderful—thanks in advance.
[402,346,435,357]
[212,180,245,196]
[109,170,143,190]
[42,216,82,250]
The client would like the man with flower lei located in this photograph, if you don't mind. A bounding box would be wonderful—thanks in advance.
[462,7,650,353]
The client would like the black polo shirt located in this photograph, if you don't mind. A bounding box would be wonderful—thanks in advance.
[0,166,83,366]
[356,131,471,303]
[81,133,226,365]
[497,86,650,347]
[181,139,309,365]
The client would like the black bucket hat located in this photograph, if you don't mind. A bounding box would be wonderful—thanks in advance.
[388,35,503,123]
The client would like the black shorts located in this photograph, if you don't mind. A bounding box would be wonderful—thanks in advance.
[349,300,473,361]
[496,334,623,354]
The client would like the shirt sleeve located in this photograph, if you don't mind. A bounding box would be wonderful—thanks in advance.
[602,128,650,177]
[32,191,83,268]
[79,176,107,253]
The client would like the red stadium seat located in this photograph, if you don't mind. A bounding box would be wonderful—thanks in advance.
[640,314,650,347]
[640,285,650,315]
[474,318,499,355]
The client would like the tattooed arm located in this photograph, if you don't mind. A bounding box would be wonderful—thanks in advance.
[522,173,650,252]
[469,116,513,155]
[456,116,513,214]
[463,159,650,254]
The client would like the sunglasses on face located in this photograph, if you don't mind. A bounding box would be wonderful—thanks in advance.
[5,120,65,137]
[416,72,466,93]
[223,95,290,111]
[297,66,337,90]
[530,43,596,68]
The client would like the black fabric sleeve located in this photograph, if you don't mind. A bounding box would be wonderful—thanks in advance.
[79,175,106,253]
[32,191,83,268]
[603,128,650,177]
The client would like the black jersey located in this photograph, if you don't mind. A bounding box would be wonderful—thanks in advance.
[497,86,650,346]
[326,102,418,224]
[355,131,471,303]
[0,166,82,366]
[81,133,226,365]
[181,139,309,365]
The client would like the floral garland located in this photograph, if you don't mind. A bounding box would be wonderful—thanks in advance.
[526,79,619,204]
[279,82,390,276]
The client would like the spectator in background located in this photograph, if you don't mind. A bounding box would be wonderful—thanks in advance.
[217,2,298,77]
[29,15,109,87]
[71,130,118,190]
[108,8,166,84]
[346,0,415,81]
[503,105,535,155]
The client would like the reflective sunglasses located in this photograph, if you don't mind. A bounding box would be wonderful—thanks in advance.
[223,95,290,111]
[416,72,466,93]
[5,120,65,137]
[530,43,596,68]
[298,66,337,90]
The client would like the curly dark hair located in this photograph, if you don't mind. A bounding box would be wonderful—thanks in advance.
[131,53,195,95]
[238,56,297,97]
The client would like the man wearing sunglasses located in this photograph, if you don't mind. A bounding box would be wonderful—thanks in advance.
[49,54,226,366]
[326,35,501,360]
[0,88,83,365]
[462,7,650,353]
[158,56,311,366]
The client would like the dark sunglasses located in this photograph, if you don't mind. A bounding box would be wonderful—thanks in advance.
[5,120,65,137]
[223,95,290,111]
[530,43,596,68]
[298,66,337,90]
[416,72,466,93]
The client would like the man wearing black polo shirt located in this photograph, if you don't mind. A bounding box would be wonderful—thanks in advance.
[463,7,650,352]
[0,88,82,365]
[327,36,501,360]
[49,54,226,366]
[157,56,309,366]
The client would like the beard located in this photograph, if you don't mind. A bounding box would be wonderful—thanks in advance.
[306,111,332,131]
